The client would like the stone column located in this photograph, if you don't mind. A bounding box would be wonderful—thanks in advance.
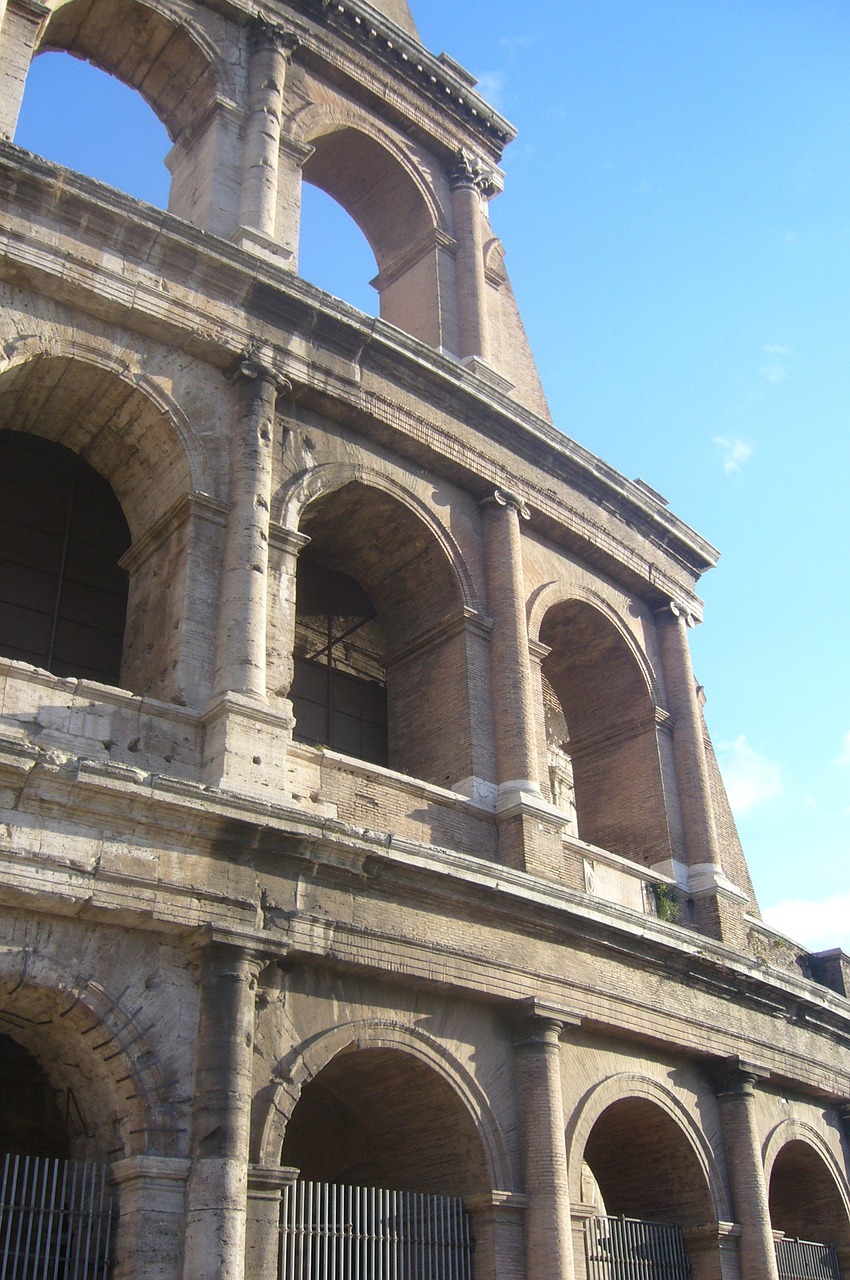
[182,942,264,1280]
[514,1000,579,1280]
[450,148,496,365]
[234,22,297,252]
[267,525,310,702]
[656,602,746,941]
[0,0,47,141]
[213,358,284,701]
[712,1060,779,1280]
[481,489,538,795]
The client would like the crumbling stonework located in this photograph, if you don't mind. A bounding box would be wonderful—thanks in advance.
[0,0,848,1278]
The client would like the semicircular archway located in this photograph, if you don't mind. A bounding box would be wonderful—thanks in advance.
[539,598,672,864]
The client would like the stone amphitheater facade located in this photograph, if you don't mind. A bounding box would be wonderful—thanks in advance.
[0,1,847,1278]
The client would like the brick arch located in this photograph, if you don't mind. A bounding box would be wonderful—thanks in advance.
[764,1120,850,1248]
[0,945,183,1159]
[254,1019,513,1194]
[278,462,479,613]
[534,590,673,864]
[290,102,451,344]
[37,0,233,142]
[528,581,661,707]
[0,344,206,538]
[567,1073,729,1225]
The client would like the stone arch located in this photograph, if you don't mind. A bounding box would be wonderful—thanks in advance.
[36,0,233,143]
[0,945,182,1160]
[290,103,452,345]
[567,1072,729,1225]
[283,464,485,785]
[0,345,204,538]
[764,1120,850,1248]
[278,462,478,613]
[256,1019,512,1194]
[534,587,673,864]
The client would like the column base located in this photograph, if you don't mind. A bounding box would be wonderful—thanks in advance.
[230,225,294,266]
[201,692,294,799]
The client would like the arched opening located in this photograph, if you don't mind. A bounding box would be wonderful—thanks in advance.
[0,431,130,684]
[540,601,672,864]
[300,129,444,346]
[0,355,196,702]
[0,1032,117,1275]
[293,482,472,786]
[14,51,170,206]
[580,1098,717,1280]
[280,1047,485,1278]
[770,1140,850,1261]
[0,1034,71,1159]
[299,183,379,316]
[283,1047,489,1196]
[36,0,216,144]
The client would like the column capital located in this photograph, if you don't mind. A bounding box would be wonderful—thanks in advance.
[231,352,293,398]
[248,18,299,57]
[450,147,498,195]
[710,1055,770,1098]
[655,599,700,627]
[481,488,531,519]
[513,997,581,1048]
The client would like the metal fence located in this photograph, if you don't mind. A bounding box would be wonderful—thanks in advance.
[280,1182,473,1280]
[0,1153,114,1280]
[775,1237,840,1280]
[584,1215,691,1280]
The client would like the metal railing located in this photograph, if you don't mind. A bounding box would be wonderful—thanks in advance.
[280,1181,473,1280]
[584,1215,691,1280]
[0,1153,114,1280]
[775,1237,840,1280]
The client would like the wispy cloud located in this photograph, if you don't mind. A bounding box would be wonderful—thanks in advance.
[498,33,536,53]
[714,436,754,474]
[759,344,790,384]
[764,891,850,952]
[835,731,850,769]
[474,71,506,105]
[718,735,782,816]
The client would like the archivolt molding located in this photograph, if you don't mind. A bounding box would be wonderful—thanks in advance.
[0,944,182,1158]
[276,461,480,612]
[0,334,212,503]
[287,100,448,236]
[566,1072,730,1222]
[763,1119,850,1217]
[255,1018,513,1191]
[527,579,661,706]
[40,0,237,103]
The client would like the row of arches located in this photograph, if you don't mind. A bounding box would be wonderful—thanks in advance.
[2,1003,848,1276]
[0,397,673,868]
[6,0,502,352]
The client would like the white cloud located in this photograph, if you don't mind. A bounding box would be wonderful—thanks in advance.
[714,436,754,474]
[764,892,850,953]
[759,362,787,384]
[718,735,783,816]
[836,731,850,768]
[762,344,790,355]
[474,71,506,105]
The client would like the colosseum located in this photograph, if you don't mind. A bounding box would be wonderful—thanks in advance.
[0,0,847,1278]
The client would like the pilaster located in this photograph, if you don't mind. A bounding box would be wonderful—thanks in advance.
[182,941,266,1280]
[711,1058,778,1280]
[513,999,580,1280]
[450,147,496,364]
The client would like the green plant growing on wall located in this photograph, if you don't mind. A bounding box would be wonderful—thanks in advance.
[650,881,681,924]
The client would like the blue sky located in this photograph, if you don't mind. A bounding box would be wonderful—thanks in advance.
[13,1,850,950]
